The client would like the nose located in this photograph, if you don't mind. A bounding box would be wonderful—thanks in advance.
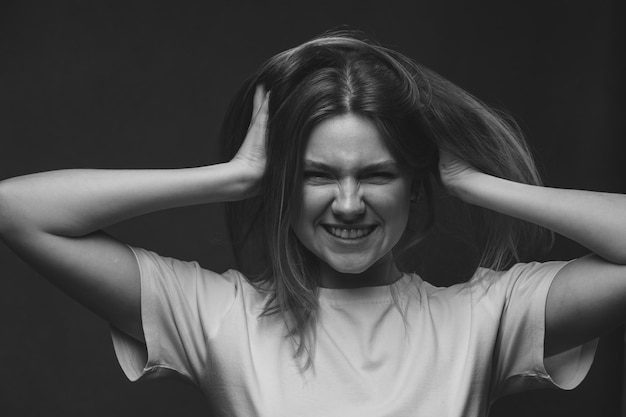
[331,179,365,220]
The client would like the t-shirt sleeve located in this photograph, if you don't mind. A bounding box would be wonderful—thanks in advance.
[489,261,598,399]
[110,246,240,385]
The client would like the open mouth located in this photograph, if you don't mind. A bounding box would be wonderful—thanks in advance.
[323,225,377,240]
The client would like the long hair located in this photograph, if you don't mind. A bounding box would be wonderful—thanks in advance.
[219,30,550,368]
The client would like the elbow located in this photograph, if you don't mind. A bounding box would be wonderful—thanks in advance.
[0,180,13,235]
[592,251,626,267]
[608,254,626,266]
[0,178,25,236]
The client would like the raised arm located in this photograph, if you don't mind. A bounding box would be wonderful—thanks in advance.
[0,86,269,342]
[439,151,626,357]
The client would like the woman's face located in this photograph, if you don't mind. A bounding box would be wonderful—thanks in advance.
[291,114,412,287]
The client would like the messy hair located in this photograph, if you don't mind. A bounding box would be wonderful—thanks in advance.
[219,30,550,368]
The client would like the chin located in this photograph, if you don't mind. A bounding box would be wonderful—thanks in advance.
[325,257,373,275]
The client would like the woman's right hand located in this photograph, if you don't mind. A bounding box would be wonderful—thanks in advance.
[230,85,270,196]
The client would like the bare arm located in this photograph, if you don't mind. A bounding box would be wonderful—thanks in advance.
[439,151,626,357]
[0,86,269,342]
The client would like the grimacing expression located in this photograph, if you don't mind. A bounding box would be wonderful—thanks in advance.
[290,114,412,282]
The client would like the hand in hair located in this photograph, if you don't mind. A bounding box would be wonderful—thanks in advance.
[438,149,480,199]
[231,85,269,197]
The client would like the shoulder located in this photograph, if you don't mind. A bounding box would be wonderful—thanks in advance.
[128,246,273,326]
[470,261,572,297]
[406,260,571,313]
[128,245,267,300]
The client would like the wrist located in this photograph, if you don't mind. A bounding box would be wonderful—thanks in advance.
[222,160,264,200]
[445,171,492,204]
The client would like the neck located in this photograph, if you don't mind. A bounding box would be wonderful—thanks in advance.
[317,254,402,289]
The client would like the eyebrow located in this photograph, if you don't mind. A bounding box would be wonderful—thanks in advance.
[303,160,400,172]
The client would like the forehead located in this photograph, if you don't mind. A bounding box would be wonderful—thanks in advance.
[304,114,395,166]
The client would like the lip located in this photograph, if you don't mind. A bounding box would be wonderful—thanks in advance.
[322,224,377,242]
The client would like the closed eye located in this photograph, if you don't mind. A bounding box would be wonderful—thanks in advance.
[361,171,398,182]
[303,171,333,183]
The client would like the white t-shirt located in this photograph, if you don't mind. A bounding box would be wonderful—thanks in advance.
[111,247,597,417]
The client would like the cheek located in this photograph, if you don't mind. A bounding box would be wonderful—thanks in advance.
[369,184,411,213]
[291,187,327,236]
[299,187,332,219]
[369,187,412,235]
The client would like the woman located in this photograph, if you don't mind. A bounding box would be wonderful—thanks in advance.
[0,30,624,416]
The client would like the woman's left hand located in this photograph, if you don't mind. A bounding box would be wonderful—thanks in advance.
[438,149,481,198]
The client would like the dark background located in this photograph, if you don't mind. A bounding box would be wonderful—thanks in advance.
[0,1,624,416]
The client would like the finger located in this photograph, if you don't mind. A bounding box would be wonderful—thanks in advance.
[252,85,268,116]
[258,89,269,117]
[249,85,269,129]
[252,84,265,111]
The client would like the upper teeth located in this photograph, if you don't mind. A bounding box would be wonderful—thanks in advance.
[328,226,374,239]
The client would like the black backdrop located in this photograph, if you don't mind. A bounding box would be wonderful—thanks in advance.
[1,1,624,416]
